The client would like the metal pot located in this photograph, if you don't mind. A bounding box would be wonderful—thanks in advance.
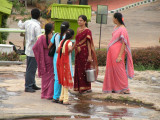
[85,69,96,82]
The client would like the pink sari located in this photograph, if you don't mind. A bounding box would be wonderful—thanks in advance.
[103,26,134,93]
[33,35,54,99]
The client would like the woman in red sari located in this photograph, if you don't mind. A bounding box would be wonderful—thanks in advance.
[103,13,134,94]
[73,15,98,94]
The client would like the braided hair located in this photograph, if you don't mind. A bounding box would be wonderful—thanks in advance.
[60,21,70,42]
[45,23,54,46]
[60,29,74,58]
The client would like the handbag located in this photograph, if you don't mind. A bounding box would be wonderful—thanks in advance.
[48,33,58,57]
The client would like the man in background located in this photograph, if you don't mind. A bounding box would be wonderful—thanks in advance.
[18,8,41,93]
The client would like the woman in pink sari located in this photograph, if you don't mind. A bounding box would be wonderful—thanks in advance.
[103,13,134,94]
[33,23,54,99]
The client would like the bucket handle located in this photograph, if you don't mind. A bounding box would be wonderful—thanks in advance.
[85,60,95,70]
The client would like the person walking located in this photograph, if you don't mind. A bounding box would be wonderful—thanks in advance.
[102,13,134,94]
[33,23,54,99]
[18,8,41,92]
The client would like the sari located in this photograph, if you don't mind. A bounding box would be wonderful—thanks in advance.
[74,28,98,92]
[103,26,134,93]
[33,35,54,99]
[57,40,73,89]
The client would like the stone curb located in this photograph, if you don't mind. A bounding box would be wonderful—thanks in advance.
[92,0,157,14]
[0,61,23,66]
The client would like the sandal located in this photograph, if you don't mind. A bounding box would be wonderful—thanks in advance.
[52,99,59,103]
[80,90,92,94]
[120,90,130,94]
[58,100,63,104]
[63,102,71,105]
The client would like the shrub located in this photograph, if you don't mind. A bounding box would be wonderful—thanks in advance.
[132,46,160,70]
[0,52,20,61]
[96,49,107,66]
[95,46,160,70]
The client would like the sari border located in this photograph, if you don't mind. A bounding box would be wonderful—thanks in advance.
[102,87,129,93]
[107,35,134,79]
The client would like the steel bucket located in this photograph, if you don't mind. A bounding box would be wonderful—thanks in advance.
[85,69,96,82]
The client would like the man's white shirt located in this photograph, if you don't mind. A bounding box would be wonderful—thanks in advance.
[18,19,42,57]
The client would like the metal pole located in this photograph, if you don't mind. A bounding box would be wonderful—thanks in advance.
[58,0,61,4]
[99,15,103,49]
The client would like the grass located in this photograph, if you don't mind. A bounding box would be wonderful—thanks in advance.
[134,64,160,71]
[20,55,26,61]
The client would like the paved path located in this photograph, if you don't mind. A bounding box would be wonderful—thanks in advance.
[90,0,160,48]
[88,0,143,11]
[0,64,160,120]
[6,0,160,49]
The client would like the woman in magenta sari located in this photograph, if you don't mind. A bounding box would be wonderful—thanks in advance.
[33,23,54,99]
[73,15,98,94]
[103,13,134,94]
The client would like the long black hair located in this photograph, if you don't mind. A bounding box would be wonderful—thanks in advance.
[78,15,88,27]
[45,23,53,46]
[60,21,70,42]
[60,29,74,58]
[114,12,125,26]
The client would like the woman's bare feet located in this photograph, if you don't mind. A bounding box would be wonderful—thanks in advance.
[63,102,71,105]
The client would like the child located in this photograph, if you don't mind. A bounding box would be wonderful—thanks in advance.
[57,29,74,105]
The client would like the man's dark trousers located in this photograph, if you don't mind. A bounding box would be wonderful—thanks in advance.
[25,56,37,89]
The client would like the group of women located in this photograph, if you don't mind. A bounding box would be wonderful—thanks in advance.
[32,12,134,105]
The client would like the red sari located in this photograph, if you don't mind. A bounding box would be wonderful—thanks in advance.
[74,28,98,92]
[57,39,73,89]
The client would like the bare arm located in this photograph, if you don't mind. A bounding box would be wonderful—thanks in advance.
[87,40,92,62]
[71,41,76,51]
[48,42,53,49]
[68,45,72,53]
[116,42,125,62]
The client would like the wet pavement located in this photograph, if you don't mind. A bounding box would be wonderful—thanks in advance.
[0,65,160,120]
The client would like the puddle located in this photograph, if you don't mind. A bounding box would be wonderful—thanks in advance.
[0,87,21,108]
[68,95,153,120]
[12,95,158,120]
[1,71,160,120]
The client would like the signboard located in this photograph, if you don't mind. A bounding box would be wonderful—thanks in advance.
[96,5,108,49]
[96,5,108,24]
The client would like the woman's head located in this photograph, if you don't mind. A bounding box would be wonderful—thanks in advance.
[78,15,88,27]
[65,29,75,40]
[60,21,70,41]
[45,23,54,45]
[45,23,54,35]
[60,29,74,58]
[113,13,125,26]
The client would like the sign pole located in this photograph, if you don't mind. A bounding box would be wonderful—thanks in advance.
[99,15,103,49]
[58,0,61,4]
